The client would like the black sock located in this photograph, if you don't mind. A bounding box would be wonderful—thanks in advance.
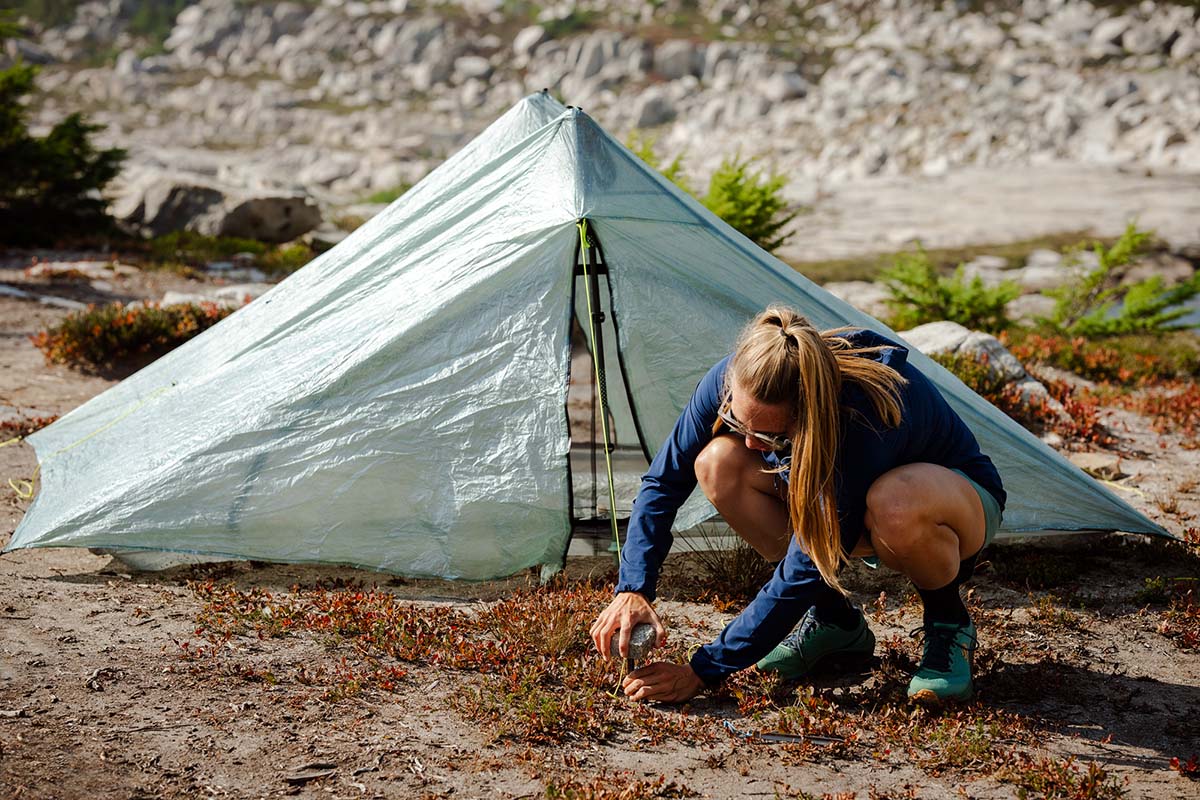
[916,552,979,627]
[812,587,861,630]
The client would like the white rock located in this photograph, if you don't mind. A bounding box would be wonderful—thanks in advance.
[633,88,676,128]
[513,25,547,59]
[161,290,235,308]
[1090,16,1132,48]
[762,71,808,103]
[1122,22,1167,55]
[653,40,701,80]
[1170,31,1200,60]
[453,55,492,82]
[1025,249,1063,268]
[212,283,275,304]
[1005,293,1058,324]
[899,320,1027,384]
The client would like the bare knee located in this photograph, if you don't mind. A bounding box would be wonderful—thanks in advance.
[865,469,929,555]
[694,436,749,505]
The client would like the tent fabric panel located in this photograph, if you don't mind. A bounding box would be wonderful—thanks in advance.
[595,212,1165,538]
[9,107,585,579]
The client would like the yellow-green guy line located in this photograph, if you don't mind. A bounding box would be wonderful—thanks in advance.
[4,384,174,500]
[578,219,622,562]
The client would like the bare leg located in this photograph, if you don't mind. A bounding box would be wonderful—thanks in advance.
[694,434,791,561]
[863,463,987,590]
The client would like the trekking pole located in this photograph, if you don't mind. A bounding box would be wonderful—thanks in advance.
[577,219,622,564]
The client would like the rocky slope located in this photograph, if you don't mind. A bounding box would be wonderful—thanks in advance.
[6,0,1200,257]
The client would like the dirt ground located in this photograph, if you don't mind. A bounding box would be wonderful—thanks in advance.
[1,255,1199,800]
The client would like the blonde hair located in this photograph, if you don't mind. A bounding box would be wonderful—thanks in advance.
[717,306,907,595]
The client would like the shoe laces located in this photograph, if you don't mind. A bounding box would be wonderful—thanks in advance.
[782,607,822,651]
[910,624,976,673]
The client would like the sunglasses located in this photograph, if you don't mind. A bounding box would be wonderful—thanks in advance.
[718,400,793,452]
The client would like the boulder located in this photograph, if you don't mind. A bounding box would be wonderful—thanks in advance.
[653,40,701,80]
[212,283,275,304]
[453,55,492,83]
[218,195,321,243]
[6,38,56,65]
[115,178,227,237]
[1170,31,1200,60]
[1121,22,1167,56]
[1090,16,1133,48]
[116,175,321,243]
[900,321,1027,384]
[633,88,676,128]
[762,71,808,103]
[900,320,1070,420]
[161,290,235,308]
[513,25,547,59]
[1005,293,1058,324]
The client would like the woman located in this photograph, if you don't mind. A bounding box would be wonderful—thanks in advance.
[589,306,1005,706]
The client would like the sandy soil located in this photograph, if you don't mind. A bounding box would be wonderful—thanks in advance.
[1,254,1199,799]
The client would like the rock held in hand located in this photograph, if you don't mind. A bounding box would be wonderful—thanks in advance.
[609,622,656,662]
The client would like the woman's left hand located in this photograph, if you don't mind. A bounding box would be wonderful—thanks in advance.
[621,662,705,703]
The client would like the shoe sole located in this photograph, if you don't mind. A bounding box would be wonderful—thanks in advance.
[908,687,973,709]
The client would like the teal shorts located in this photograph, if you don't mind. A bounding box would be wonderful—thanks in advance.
[861,468,1002,570]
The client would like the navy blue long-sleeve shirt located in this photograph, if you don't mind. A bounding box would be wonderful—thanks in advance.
[614,329,1006,684]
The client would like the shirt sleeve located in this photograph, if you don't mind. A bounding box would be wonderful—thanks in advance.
[614,357,728,600]
[688,534,830,684]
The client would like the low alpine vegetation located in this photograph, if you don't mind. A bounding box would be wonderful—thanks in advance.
[31,301,234,371]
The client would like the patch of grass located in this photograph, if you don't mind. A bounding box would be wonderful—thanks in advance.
[1029,594,1084,630]
[998,754,1127,800]
[674,524,776,612]
[1156,581,1199,651]
[543,772,694,800]
[332,214,367,232]
[364,184,411,205]
[30,301,233,371]
[258,242,315,275]
[144,231,268,264]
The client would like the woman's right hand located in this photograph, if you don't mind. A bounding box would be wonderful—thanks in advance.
[590,591,667,661]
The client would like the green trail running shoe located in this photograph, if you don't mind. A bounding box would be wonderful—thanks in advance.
[907,621,977,706]
[756,606,875,679]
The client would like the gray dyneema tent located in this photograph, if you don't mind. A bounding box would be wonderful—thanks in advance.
[5,92,1168,579]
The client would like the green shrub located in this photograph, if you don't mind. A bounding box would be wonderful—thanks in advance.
[625,129,694,194]
[881,249,1020,333]
[701,153,799,253]
[1045,223,1200,336]
[0,15,127,245]
[626,137,800,253]
[30,301,234,371]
